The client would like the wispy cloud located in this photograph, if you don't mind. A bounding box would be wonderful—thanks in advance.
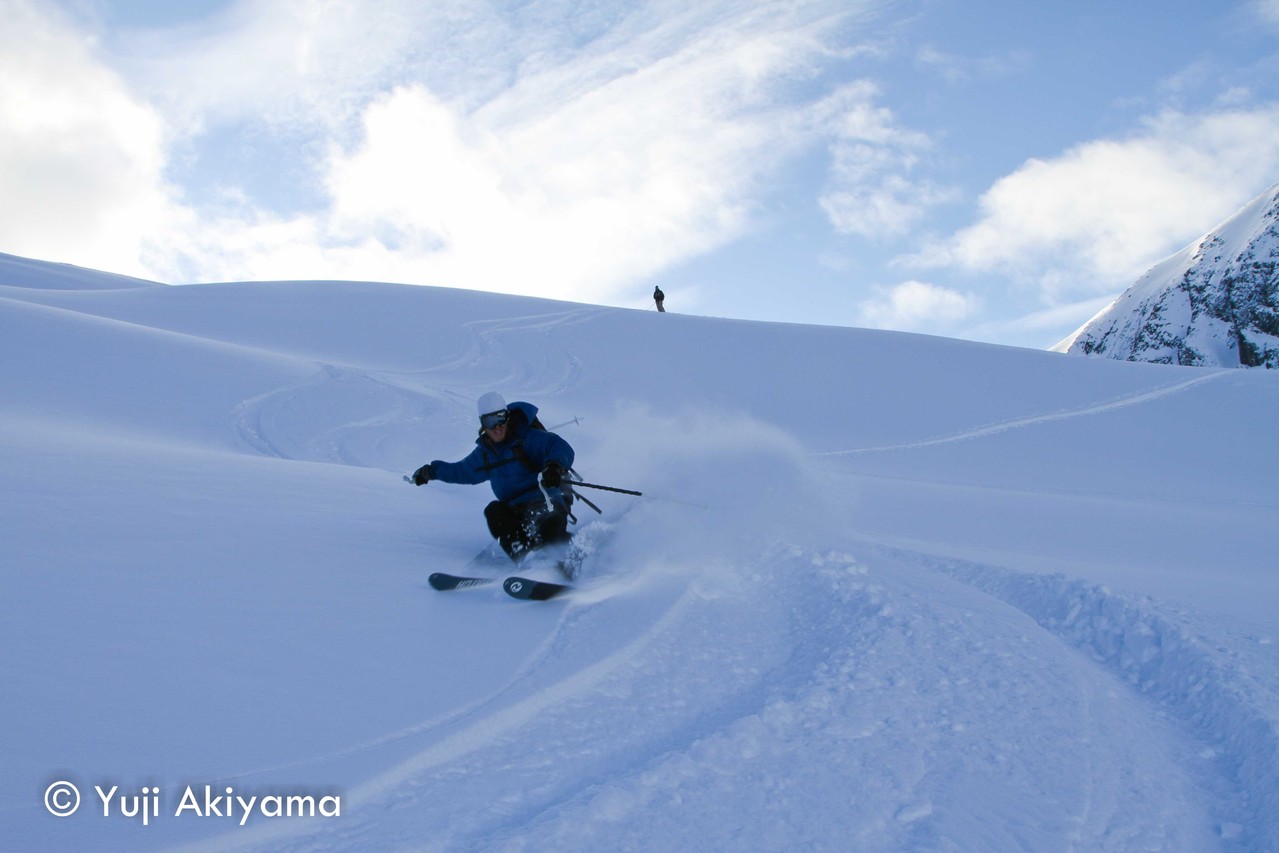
[5,0,897,301]
[1255,0,1279,26]
[913,44,1028,86]
[814,81,955,237]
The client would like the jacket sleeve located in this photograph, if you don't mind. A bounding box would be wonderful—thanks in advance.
[428,445,493,485]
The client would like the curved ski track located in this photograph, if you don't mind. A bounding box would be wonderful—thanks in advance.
[814,369,1227,457]
[229,307,604,469]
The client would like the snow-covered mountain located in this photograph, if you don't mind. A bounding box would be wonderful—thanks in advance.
[1058,182,1279,368]
[3,252,1278,851]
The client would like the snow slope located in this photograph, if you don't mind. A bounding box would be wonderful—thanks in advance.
[2,252,1278,851]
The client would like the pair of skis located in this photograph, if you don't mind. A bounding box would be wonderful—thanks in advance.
[428,571,571,601]
[431,534,590,601]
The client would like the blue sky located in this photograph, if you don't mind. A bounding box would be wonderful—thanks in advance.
[4,0,1278,349]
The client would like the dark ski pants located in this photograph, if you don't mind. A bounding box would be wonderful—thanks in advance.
[485,500,570,560]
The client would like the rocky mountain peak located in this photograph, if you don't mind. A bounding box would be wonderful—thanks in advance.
[1059,184,1279,368]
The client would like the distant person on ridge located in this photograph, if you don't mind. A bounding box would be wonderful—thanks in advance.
[653,286,665,312]
[410,392,575,561]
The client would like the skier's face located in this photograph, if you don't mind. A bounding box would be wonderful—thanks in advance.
[480,407,510,442]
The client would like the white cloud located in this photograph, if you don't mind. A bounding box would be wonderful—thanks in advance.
[815,82,954,237]
[857,280,977,330]
[308,54,777,299]
[113,0,441,132]
[161,1,896,298]
[0,0,177,277]
[8,0,895,297]
[917,106,1279,301]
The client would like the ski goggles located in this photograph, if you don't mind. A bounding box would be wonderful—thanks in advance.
[480,409,509,430]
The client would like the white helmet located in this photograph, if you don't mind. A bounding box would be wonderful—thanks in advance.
[477,392,511,431]
[477,391,507,418]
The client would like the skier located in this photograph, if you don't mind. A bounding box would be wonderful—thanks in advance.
[653,285,665,312]
[410,392,575,561]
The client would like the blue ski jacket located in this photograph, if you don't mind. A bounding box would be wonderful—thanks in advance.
[427,402,575,509]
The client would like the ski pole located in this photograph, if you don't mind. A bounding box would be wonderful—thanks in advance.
[573,491,603,515]
[547,416,582,430]
[644,493,709,510]
[570,474,705,509]
[565,479,643,497]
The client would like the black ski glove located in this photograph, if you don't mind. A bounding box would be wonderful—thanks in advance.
[540,462,564,488]
[412,464,434,486]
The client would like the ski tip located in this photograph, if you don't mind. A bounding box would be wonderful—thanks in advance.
[429,572,497,591]
[428,572,466,591]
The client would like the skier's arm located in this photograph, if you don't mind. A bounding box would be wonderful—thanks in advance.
[416,446,492,486]
[524,430,574,472]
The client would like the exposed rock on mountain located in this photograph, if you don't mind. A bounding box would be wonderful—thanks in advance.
[1058,184,1279,368]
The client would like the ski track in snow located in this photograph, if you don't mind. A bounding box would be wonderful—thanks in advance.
[927,552,1278,851]
[180,572,704,852]
[450,309,596,398]
[815,369,1228,457]
[804,363,1274,848]
[229,307,602,470]
[181,543,1260,852]
[400,308,600,405]
[210,521,626,791]
[230,364,451,467]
